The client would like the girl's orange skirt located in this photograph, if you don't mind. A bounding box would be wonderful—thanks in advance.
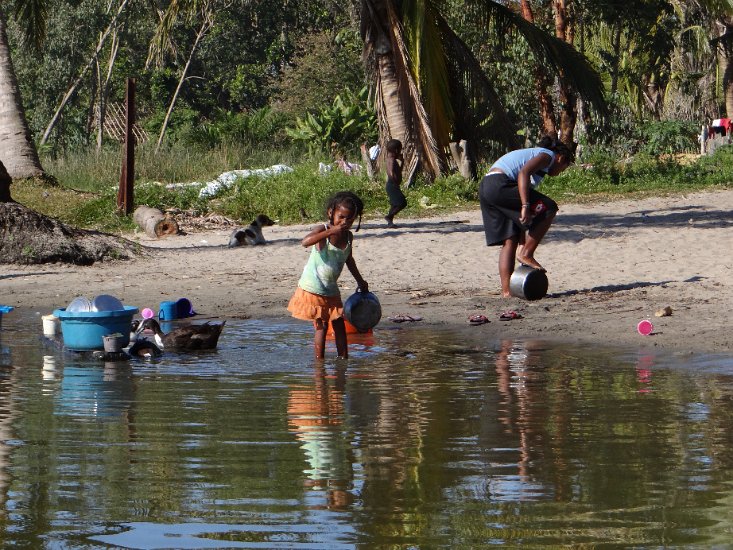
[287,287,343,323]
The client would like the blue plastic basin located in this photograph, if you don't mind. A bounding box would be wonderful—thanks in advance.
[53,306,138,351]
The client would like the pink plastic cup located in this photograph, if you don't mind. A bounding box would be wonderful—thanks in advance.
[637,319,654,336]
[141,307,155,319]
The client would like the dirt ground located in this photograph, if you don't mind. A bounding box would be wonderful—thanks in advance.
[2,189,733,354]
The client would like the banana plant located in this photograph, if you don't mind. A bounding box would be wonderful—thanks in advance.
[286,87,377,152]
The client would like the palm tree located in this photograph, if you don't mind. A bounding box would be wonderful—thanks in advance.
[0,4,44,192]
[702,0,733,115]
[360,0,609,180]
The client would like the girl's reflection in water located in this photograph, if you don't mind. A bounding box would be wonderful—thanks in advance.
[287,363,354,510]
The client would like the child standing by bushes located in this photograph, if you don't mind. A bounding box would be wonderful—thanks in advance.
[384,139,406,228]
[288,191,369,359]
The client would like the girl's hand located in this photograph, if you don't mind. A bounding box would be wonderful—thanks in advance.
[333,219,350,232]
[358,280,369,293]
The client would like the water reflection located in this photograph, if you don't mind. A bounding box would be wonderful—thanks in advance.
[635,353,655,393]
[57,361,135,418]
[3,311,733,546]
[0,333,16,520]
[287,364,353,510]
[494,339,552,499]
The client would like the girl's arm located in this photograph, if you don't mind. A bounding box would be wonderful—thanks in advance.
[345,249,368,292]
[301,223,343,249]
[517,152,552,224]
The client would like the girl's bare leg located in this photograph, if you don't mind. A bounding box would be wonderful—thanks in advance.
[314,319,328,359]
[499,236,519,298]
[331,317,348,358]
[517,211,556,270]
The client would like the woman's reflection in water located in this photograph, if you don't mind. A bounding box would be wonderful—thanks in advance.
[496,339,556,475]
[288,363,354,510]
[494,339,572,500]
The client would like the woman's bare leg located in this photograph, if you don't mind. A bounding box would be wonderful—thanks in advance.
[499,236,519,298]
[517,211,556,270]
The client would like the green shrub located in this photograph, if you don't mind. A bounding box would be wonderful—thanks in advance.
[285,87,377,153]
[176,107,290,147]
[216,163,381,223]
[33,141,733,233]
[640,120,698,155]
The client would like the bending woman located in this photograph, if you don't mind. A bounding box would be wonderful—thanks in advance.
[479,136,574,298]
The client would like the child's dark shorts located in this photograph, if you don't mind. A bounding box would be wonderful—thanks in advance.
[386,179,407,208]
[479,173,558,246]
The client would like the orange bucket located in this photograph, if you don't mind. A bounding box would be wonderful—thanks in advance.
[327,318,372,338]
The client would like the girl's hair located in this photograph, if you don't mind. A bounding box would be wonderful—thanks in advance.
[537,135,575,163]
[326,191,364,231]
[385,139,402,153]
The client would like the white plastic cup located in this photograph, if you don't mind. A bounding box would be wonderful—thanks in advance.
[42,315,58,337]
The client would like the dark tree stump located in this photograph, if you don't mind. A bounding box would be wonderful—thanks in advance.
[0,202,139,265]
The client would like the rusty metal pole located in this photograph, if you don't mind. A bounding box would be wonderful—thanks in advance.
[117,78,136,214]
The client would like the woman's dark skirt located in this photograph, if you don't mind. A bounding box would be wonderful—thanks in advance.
[479,173,557,246]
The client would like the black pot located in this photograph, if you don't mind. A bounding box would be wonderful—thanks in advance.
[343,290,382,331]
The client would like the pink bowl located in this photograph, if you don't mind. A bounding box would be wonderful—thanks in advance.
[637,319,654,336]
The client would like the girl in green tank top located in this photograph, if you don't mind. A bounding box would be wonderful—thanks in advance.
[287,192,369,359]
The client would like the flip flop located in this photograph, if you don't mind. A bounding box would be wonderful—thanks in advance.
[499,310,523,321]
[519,261,547,272]
[388,314,423,323]
[468,314,490,326]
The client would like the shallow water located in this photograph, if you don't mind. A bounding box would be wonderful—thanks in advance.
[2,311,733,548]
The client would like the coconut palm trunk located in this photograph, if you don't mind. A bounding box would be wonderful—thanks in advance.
[0,6,43,190]
[718,18,733,117]
[375,54,409,154]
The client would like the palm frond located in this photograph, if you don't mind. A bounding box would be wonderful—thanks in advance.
[13,0,48,50]
[402,0,454,148]
[697,0,733,14]
[147,0,187,67]
[147,0,240,67]
[433,10,520,152]
[384,0,445,177]
[468,0,609,124]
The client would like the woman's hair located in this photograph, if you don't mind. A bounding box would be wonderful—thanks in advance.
[385,139,402,153]
[326,191,364,231]
[537,135,575,163]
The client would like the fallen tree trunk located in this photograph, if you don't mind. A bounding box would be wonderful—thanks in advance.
[133,205,178,238]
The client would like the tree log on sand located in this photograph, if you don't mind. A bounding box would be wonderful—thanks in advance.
[0,202,139,265]
[133,205,178,238]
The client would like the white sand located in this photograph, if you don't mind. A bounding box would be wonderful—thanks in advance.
[3,189,732,353]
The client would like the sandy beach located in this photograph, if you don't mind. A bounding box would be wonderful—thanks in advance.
[2,189,733,354]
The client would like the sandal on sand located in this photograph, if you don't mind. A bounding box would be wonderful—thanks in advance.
[388,314,423,323]
[468,314,490,326]
[499,310,523,321]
